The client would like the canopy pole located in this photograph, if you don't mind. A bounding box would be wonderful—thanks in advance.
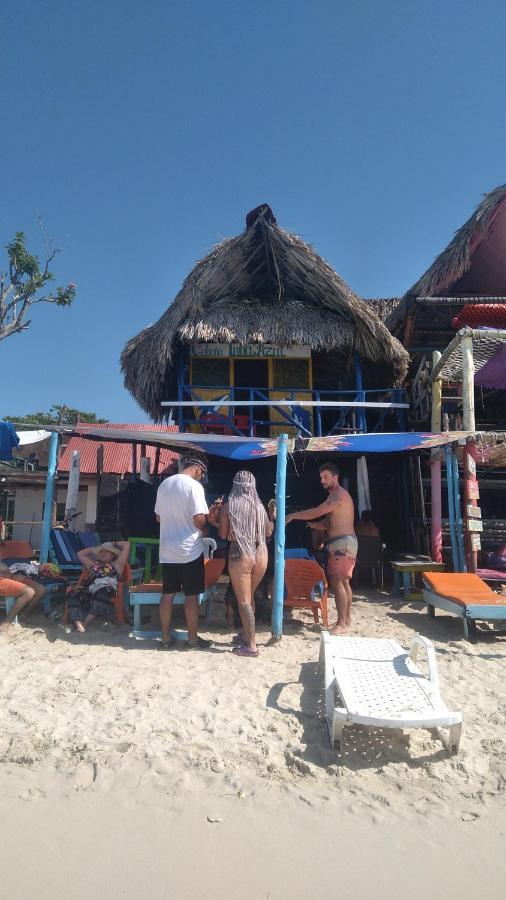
[452,452,466,572]
[430,351,443,562]
[444,445,459,572]
[462,333,475,431]
[354,353,366,432]
[271,433,288,640]
[40,431,59,562]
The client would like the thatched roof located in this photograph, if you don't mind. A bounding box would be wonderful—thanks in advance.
[122,205,409,419]
[366,298,402,323]
[388,184,506,336]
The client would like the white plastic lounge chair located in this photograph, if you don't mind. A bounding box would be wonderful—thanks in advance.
[319,633,462,755]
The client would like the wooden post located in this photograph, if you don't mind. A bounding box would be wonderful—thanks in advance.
[464,442,480,573]
[461,332,475,432]
[271,433,288,640]
[444,445,459,572]
[153,446,161,476]
[40,431,59,562]
[430,351,443,562]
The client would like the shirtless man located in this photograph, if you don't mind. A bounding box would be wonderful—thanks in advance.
[285,463,357,634]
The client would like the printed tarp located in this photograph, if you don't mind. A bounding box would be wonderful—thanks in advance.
[303,432,471,453]
[45,427,473,459]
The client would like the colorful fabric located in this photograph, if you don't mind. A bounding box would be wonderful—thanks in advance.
[452,304,506,330]
[474,345,506,390]
[326,534,358,579]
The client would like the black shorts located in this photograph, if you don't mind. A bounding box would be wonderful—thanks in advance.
[162,554,205,596]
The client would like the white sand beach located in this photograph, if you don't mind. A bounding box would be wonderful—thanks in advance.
[2,587,506,899]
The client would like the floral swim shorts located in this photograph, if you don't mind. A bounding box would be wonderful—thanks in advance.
[326,534,358,579]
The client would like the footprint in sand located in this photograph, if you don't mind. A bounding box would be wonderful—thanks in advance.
[18,787,46,801]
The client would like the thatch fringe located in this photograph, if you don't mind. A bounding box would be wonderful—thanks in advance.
[122,205,409,420]
[387,184,506,334]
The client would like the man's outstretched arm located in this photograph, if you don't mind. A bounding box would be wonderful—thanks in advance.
[285,497,338,524]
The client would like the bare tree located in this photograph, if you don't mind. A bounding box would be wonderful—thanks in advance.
[0,223,76,342]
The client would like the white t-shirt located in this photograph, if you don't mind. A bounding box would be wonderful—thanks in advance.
[155,473,209,564]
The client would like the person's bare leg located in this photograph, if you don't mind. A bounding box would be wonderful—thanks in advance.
[0,586,35,632]
[83,613,96,628]
[159,593,175,643]
[344,578,353,627]
[229,559,257,651]
[184,595,199,643]
[14,579,46,619]
[328,575,349,634]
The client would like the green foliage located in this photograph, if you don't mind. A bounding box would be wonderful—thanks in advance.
[4,406,109,426]
[1,229,77,340]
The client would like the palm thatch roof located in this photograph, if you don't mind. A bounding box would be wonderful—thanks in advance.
[387,184,506,337]
[122,205,409,419]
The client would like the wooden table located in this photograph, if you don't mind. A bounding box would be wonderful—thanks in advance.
[391,560,446,600]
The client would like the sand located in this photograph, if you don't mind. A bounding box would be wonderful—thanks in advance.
[1,586,506,898]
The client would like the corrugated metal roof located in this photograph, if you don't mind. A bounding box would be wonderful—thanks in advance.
[58,423,179,475]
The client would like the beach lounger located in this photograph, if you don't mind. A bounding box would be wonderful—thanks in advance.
[423,572,506,640]
[319,632,462,755]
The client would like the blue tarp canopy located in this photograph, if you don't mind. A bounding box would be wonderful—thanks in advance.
[0,422,20,460]
[44,426,472,459]
[47,426,280,459]
[303,431,471,453]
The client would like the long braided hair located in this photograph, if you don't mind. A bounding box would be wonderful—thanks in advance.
[228,470,267,558]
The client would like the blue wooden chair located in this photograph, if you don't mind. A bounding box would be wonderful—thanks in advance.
[129,557,225,640]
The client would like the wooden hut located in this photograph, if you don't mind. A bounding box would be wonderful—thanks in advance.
[122,204,409,437]
[387,184,506,352]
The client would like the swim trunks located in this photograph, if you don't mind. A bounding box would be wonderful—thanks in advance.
[326,534,358,579]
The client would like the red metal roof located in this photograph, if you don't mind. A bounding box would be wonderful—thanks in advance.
[58,423,179,475]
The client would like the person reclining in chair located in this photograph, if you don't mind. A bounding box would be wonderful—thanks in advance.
[67,541,130,633]
[285,463,356,634]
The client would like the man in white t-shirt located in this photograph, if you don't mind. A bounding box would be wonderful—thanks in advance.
[155,454,211,650]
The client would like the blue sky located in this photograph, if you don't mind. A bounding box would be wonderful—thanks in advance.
[2,0,506,422]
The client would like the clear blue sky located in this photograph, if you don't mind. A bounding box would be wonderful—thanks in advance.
[2,0,506,422]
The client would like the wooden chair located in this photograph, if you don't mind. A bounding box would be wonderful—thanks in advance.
[64,562,131,625]
[284,559,329,628]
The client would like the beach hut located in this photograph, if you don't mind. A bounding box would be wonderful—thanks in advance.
[386,185,506,568]
[121,205,408,437]
[387,183,506,353]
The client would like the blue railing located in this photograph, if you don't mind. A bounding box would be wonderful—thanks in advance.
[174,384,408,436]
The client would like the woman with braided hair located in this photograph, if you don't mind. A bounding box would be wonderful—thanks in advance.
[209,470,274,657]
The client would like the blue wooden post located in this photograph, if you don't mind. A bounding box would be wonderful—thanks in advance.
[354,353,366,432]
[452,452,466,572]
[271,433,288,639]
[315,390,322,437]
[176,345,186,431]
[248,388,254,437]
[444,445,459,572]
[39,431,59,563]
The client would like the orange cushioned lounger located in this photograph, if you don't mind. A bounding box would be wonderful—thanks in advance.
[422,572,506,639]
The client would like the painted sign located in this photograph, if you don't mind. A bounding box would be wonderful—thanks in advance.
[467,519,483,532]
[191,343,311,359]
[471,534,482,551]
[466,478,480,500]
[466,455,476,476]
[466,504,482,519]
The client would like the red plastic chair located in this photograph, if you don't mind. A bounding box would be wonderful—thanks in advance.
[283,559,329,628]
[64,562,131,625]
